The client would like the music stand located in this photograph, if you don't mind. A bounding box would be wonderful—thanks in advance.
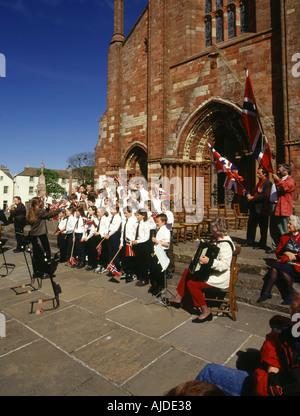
[146,244,175,313]
[0,240,15,278]
[10,245,42,295]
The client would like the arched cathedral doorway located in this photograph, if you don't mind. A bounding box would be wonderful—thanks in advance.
[124,144,148,180]
[179,99,256,212]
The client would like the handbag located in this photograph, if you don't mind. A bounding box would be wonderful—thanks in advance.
[279,237,300,255]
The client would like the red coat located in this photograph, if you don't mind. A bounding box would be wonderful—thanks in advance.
[274,176,296,217]
[275,232,300,268]
[253,332,282,396]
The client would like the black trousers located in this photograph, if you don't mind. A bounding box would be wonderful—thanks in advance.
[149,254,164,288]
[74,233,85,263]
[120,241,136,276]
[246,211,269,248]
[134,241,150,282]
[31,234,51,276]
[86,235,102,267]
[57,233,67,262]
[14,219,26,250]
[107,231,121,270]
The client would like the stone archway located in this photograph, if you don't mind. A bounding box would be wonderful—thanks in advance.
[180,99,255,211]
[124,144,148,180]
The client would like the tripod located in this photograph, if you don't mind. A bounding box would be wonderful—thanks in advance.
[0,240,15,278]
[10,246,42,295]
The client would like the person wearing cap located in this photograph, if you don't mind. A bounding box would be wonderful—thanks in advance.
[267,164,296,254]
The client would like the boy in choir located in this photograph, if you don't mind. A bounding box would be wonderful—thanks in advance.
[132,209,151,287]
[161,200,175,279]
[119,206,138,282]
[149,213,171,296]
[105,205,122,275]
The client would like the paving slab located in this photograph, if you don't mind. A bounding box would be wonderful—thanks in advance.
[73,326,170,385]
[0,338,95,396]
[122,348,209,396]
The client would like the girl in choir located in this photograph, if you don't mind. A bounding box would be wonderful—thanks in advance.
[56,210,68,263]
[94,206,110,274]
[83,206,99,271]
[64,206,76,264]
[132,209,151,287]
[105,205,122,275]
[72,205,87,269]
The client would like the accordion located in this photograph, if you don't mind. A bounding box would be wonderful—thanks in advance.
[188,239,220,282]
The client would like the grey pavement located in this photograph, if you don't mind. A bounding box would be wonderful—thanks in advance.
[0,229,291,397]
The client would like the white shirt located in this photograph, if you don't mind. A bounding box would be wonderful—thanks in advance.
[58,217,67,231]
[107,214,122,236]
[164,210,174,231]
[74,216,87,237]
[120,215,138,244]
[146,211,157,231]
[64,215,76,234]
[155,225,170,250]
[135,220,150,244]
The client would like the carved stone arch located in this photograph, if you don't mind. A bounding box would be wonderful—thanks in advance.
[123,142,148,179]
[178,97,255,210]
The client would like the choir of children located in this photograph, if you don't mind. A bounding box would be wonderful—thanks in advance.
[53,179,174,294]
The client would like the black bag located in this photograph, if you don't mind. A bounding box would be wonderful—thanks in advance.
[279,237,300,255]
[267,367,300,396]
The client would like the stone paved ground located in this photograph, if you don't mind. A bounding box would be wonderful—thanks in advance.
[0,230,291,397]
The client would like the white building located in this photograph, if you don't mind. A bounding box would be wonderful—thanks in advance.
[0,165,14,210]
[13,165,81,204]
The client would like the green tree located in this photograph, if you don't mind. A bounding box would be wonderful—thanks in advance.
[36,168,66,198]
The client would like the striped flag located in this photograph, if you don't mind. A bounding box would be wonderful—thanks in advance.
[96,243,102,260]
[242,70,274,173]
[107,262,121,278]
[125,242,136,257]
[207,142,248,196]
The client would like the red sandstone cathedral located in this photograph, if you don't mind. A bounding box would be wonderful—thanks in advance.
[95,0,299,214]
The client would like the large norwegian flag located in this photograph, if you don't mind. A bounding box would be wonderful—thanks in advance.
[207,142,248,196]
[242,71,274,173]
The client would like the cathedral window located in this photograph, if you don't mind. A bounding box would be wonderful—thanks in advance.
[216,10,224,43]
[216,0,223,8]
[205,0,212,14]
[205,16,212,47]
[227,4,236,39]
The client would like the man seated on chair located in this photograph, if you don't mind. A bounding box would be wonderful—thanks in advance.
[149,213,171,296]
[167,216,235,323]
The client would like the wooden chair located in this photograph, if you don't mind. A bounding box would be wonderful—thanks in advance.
[181,211,201,243]
[204,246,241,321]
[172,212,186,245]
[233,203,249,231]
[217,204,236,230]
[200,205,212,235]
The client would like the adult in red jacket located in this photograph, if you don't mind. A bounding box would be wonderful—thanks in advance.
[257,215,300,304]
[195,295,300,396]
[268,164,296,253]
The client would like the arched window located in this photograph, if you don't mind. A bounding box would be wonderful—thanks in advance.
[240,1,249,33]
[205,16,212,47]
[205,0,212,14]
[227,4,236,39]
[216,11,224,43]
[216,0,223,9]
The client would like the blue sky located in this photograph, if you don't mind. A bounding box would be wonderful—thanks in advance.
[0,0,148,175]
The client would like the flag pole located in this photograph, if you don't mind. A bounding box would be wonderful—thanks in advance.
[96,237,106,249]
[106,247,122,269]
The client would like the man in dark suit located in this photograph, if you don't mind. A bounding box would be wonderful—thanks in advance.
[242,167,271,250]
[8,196,26,252]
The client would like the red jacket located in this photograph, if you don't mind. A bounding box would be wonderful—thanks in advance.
[253,332,282,396]
[275,232,300,266]
[274,176,296,217]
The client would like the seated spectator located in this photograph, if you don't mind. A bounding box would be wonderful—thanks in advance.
[257,215,300,305]
[167,216,234,323]
[164,380,225,396]
[195,295,300,396]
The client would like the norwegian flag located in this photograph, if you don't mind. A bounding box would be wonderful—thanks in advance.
[151,210,158,223]
[50,202,61,221]
[96,243,102,260]
[68,256,77,266]
[207,143,248,197]
[242,71,274,173]
[125,242,136,257]
[159,189,170,201]
[107,262,121,278]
